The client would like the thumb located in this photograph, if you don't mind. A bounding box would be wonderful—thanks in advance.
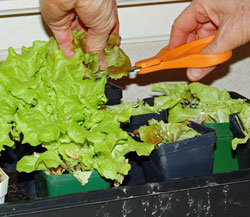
[187,33,228,81]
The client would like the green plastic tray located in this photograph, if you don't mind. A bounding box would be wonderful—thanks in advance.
[202,122,239,173]
[35,170,111,197]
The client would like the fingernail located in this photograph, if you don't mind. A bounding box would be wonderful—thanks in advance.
[187,68,202,81]
[64,50,75,58]
[99,58,108,70]
[99,52,108,70]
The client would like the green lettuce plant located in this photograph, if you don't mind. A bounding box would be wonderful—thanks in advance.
[0,33,153,186]
[151,82,248,123]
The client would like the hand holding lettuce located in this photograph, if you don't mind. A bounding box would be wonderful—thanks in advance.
[72,30,131,79]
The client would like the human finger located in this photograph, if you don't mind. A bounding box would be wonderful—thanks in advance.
[75,0,118,69]
[168,1,210,49]
[40,0,78,58]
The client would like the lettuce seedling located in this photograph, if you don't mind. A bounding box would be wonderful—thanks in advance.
[138,120,201,145]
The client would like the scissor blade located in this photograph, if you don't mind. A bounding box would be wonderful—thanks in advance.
[130,66,141,73]
[128,66,141,78]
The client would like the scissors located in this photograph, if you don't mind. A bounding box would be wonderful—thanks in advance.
[131,35,232,74]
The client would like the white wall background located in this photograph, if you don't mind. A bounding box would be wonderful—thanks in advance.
[0,0,249,101]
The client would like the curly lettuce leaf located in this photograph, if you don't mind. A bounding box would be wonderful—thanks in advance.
[138,119,201,145]
[0,83,21,123]
[89,110,128,141]
[0,42,47,104]
[17,151,66,174]
[105,45,131,79]
[153,95,180,111]
[240,104,250,134]
[105,100,160,118]
[73,171,92,186]
[104,95,179,122]
[70,30,131,79]
[67,119,105,144]
[14,106,61,146]
[189,82,231,104]
[102,104,133,123]
[152,82,188,98]
[232,135,249,150]
[95,155,130,180]
[114,136,154,157]
[0,121,15,151]
[168,104,205,123]
[16,154,40,173]
[71,29,86,52]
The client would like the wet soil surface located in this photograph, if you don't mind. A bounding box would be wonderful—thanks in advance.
[0,146,38,203]
[5,172,28,202]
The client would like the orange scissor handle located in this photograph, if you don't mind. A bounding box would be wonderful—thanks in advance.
[135,35,232,74]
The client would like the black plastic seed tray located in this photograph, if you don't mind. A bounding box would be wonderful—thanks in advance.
[1,168,250,217]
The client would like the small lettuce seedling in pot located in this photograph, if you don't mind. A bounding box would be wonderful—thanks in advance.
[137,119,201,146]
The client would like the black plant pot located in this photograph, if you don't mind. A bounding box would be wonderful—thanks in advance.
[105,82,123,105]
[229,92,250,169]
[230,113,250,169]
[122,97,168,186]
[122,96,168,132]
[229,91,250,103]
[141,121,216,182]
